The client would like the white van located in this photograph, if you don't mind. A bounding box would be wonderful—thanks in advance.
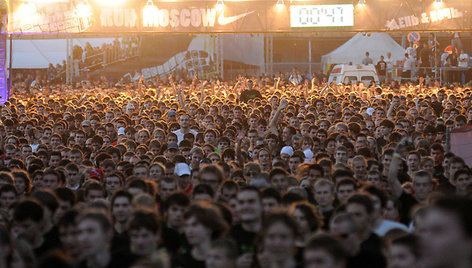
[328,64,379,86]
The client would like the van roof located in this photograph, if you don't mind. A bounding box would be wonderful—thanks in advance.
[330,64,377,74]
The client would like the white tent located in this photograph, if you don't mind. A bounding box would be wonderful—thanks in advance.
[321,33,405,72]
[7,38,116,69]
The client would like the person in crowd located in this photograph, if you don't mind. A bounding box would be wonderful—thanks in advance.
[177,202,228,267]
[386,233,421,268]
[304,233,347,268]
[257,212,302,268]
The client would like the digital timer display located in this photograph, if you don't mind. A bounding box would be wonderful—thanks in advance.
[290,4,354,27]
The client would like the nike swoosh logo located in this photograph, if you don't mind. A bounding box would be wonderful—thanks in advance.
[218,10,254,25]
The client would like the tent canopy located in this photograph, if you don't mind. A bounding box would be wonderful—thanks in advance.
[321,33,405,72]
[7,38,116,69]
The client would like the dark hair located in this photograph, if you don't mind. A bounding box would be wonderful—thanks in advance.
[84,181,105,198]
[0,184,17,198]
[262,187,282,203]
[332,169,354,181]
[57,209,79,229]
[308,163,324,177]
[128,209,160,234]
[221,180,239,192]
[200,164,224,184]
[54,187,77,207]
[389,233,421,258]
[111,189,133,207]
[362,185,387,208]
[31,189,59,214]
[281,192,305,207]
[193,183,215,198]
[268,167,288,182]
[14,199,44,223]
[346,193,374,215]
[78,210,112,233]
[127,179,148,193]
[292,201,322,232]
[306,233,347,263]
[163,192,190,211]
[183,203,228,240]
[336,178,358,191]
[263,212,299,239]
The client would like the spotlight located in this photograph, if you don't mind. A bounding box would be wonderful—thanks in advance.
[75,0,93,19]
[15,2,37,18]
[434,0,443,9]
[358,0,366,4]
[276,0,285,10]
[143,0,159,26]
[216,0,224,11]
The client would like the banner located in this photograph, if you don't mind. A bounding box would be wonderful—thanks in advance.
[6,0,472,34]
[449,126,472,168]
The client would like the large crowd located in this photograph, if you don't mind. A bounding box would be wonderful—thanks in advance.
[0,73,471,268]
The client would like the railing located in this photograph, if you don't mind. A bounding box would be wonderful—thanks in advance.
[80,43,140,73]
[391,66,471,84]
[53,40,141,82]
[272,62,322,74]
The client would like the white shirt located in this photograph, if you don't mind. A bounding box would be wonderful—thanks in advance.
[441,52,449,66]
[459,53,469,68]
[403,57,414,71]
[173,129,198,143]
[385,57,394,72]
[375,219,409,236]
[30,144,39,153]
[406,46,416,59]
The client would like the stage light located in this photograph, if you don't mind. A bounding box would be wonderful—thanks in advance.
[434,0,443,8]
[143,0,159,26]
[276,0,285,10]
[216,0,224,11]
[75,0,93,19]
[93,0,126,7]
[15,2,37,18]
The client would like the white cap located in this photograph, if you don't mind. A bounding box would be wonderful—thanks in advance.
[280,146,294,156]
[117,127,125,136]
[303,149,314,162]
[174,163,191,177]
[366,107,375,116]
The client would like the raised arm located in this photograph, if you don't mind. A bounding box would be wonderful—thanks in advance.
[387,98,398,119]
[199,81,207,105]
[388,139,408,199]
[269,98,288,135]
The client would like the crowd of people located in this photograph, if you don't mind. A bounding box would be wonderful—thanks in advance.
[0,73,471,268]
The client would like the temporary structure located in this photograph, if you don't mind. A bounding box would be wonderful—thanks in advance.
[321,33,405,72]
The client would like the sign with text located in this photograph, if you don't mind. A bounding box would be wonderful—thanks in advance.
[6,0,472,34]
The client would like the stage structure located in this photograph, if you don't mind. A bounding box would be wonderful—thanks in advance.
[6,0,472,34]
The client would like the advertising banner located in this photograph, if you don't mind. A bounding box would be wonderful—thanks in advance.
[6,0,472,34]
[450,126,472,168]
